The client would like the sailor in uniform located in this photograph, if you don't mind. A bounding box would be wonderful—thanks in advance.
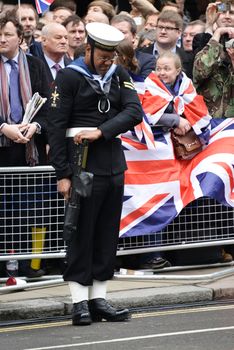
[48,22,142,325]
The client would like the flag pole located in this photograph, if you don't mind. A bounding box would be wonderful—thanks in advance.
[18,0,21,22]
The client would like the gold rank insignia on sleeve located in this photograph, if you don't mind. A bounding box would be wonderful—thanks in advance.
[50,86,60,108]
[123,81,135,90]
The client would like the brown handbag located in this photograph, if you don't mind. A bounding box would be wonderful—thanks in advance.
[171,129,203,160]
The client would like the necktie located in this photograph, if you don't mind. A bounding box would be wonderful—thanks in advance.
[53,63,61,77]
[8,59,22,123]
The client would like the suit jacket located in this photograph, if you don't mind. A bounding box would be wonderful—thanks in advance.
[135,50,156,78]
[39,54,72,87]
[29,38,44,58]
[48,64,143,180]
[0,54,49,166]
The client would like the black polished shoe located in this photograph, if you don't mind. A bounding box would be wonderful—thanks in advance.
[72,300,92,326]
[89,298,130,322]
[139,257,171,270]
[24,267,45,278]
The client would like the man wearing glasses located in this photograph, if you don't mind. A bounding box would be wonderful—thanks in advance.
[48,22,142,326]
[141,10,189,76]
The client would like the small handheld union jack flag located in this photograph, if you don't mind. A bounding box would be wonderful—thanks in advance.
[35,0,55,14]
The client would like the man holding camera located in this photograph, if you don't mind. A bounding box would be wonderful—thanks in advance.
[193,1,234,118]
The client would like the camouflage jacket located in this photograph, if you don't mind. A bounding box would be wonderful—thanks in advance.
[193,39,234,118]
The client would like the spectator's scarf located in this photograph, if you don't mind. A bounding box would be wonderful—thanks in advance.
[139,71,211,144]
[0,50,38,165]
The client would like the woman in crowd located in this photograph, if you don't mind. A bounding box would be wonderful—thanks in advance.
[131,51,232,266]
[140,51,210,139]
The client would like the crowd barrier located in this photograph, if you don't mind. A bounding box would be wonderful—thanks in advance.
[0,166,233,263]
[0,166,234,292]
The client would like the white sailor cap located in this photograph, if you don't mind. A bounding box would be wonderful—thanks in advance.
[225,38,234,49]
[86,22,124,51]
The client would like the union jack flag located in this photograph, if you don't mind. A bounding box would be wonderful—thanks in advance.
[119,73,234,238]
[120,118,234,237]
[35,0,55,14]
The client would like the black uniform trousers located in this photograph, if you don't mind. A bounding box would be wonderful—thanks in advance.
[63,172,124,286]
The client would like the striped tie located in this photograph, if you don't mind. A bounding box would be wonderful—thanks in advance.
[53,63,61,77]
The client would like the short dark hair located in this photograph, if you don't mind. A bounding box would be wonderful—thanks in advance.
[0,13,23,38]
[62,14,84,28]
[111,14,137,35]
[74,43,86,59]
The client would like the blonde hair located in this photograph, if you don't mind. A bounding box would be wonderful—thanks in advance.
[156,51,182,71]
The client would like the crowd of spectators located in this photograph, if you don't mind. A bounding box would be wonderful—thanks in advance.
[0,0,234,276]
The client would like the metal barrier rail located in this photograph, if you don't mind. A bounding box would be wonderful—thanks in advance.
[118,196,234,255]
[0,166,66,257]
[0,166,234,263]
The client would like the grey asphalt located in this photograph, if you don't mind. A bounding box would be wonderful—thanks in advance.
[0,264,234,323]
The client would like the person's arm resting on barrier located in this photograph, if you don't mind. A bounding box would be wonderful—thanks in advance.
[158,113,191,135]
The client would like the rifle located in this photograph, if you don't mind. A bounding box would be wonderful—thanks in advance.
[63,140,93,242]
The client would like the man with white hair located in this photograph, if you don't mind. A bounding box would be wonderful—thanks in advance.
[40,22,70,86]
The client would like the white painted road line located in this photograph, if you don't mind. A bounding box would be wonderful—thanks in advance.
[23,325,234,350]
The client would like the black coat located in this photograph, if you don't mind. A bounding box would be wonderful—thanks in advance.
[135,50,156,78]
[48,64,143,180]
[39,54,72,87]
[0,54,49,166]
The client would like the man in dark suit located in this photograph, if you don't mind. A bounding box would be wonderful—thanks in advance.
[140,10,190,77]
[40,22,71,86]
[0,14,49,277]
[38,22,71,275]
[111,14,156,78]
[0,14,48,166]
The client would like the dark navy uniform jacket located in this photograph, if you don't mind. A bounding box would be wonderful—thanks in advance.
[48,63,143,180]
